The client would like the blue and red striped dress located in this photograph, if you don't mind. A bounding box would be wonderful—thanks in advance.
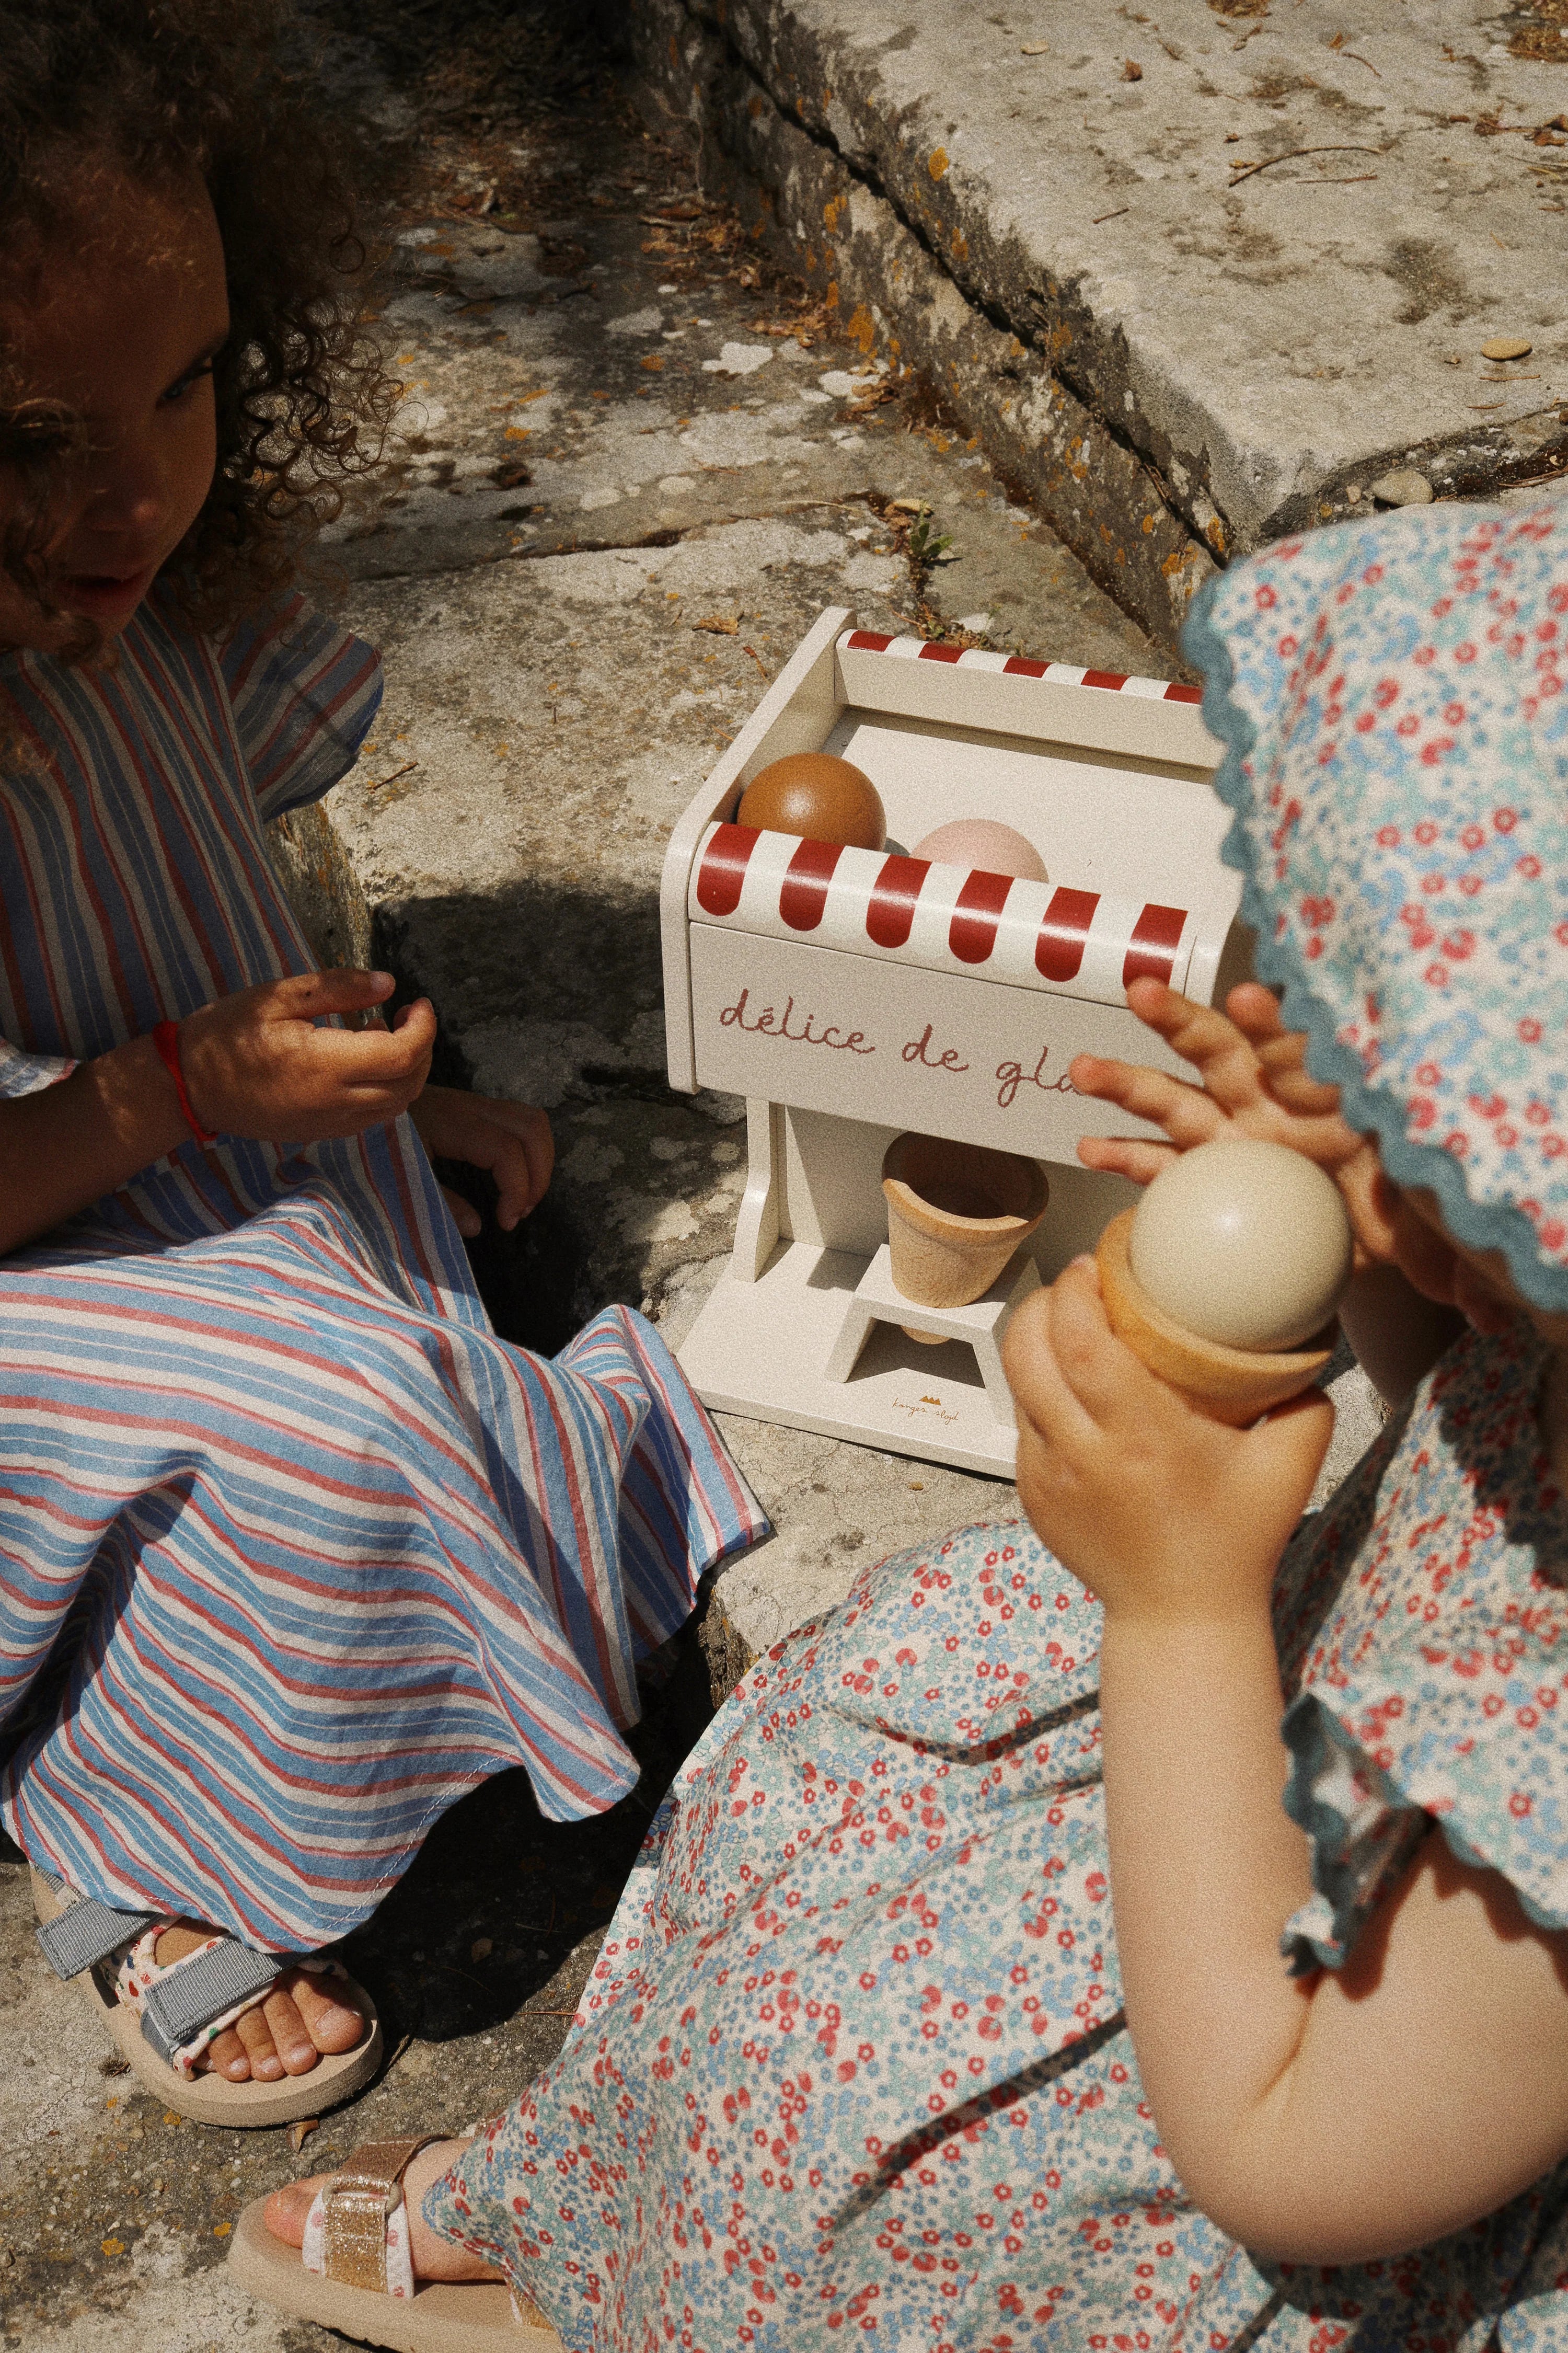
[0,589,767,1953]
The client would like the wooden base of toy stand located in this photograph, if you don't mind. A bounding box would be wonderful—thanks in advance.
[1096,1209,1334,1426]
[824,1243,1041,1420]
[677,1236,1042,1476]
[673,1104,1130,1477]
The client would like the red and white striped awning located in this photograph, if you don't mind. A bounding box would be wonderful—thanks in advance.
[690,822,1196,1005]
[839,627,1204,705]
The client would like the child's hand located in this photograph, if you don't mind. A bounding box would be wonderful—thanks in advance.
[1073,978,1394,1267]
[180,970,436,1142]
[408,1085,554,1237]
[1003,1256,1334,1624]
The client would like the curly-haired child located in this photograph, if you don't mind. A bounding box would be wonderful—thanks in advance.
[0,0,765,2129]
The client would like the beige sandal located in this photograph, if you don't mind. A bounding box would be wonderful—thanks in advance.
[229,2135,564,2352]
[32,1866,382,2128]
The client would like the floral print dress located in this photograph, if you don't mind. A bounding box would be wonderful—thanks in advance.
[426,1318,1568,2352]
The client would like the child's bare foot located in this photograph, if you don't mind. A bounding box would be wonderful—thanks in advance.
[263,2138,504,2282]
[151,1922,365,2083]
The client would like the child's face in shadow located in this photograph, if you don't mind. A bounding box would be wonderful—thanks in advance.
[1383,1173,1568,1350]
[0,168,229,653]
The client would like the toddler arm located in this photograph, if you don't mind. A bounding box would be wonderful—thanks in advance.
[1005,1264,1568,2265]
[1336,1260,1463,1407]
[0,969,435,1258]
[0,1033,191,1255]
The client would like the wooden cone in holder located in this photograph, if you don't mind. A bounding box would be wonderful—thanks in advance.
[882,1134,1048,1342]
[1096,1208,1335,1427]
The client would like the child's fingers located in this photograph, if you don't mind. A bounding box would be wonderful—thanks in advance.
[1043,1253,1170,1428]
[1221,981,1288,1047]
[1075,1132,1182,1186]
[1246,1017,1347,1119]
[464,1097,555,1222]
[389,998,439,1047]
[454,1117,552,1227]
[1069,1050,1231,1150]
[1228,990,1357,1130]
[1123,981,1275,1115]
[439,1183,483,1239]
[1256,1055,1345,1120]
[497,1142,551,1226]
[276,968,396,1017]
[311,1000,436,1087]
[1000,1281,1100,1453]
[1095,986,1358,1161]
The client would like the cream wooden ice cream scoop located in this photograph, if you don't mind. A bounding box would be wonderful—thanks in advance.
[1097,1138,1353,1425]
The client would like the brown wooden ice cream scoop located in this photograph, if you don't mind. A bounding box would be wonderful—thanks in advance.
[737,752,886,850]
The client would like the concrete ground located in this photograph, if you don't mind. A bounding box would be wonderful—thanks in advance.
[0,5,1380,2347]
[635,0,1568,651]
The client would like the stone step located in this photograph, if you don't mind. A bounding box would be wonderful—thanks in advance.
[631,0,1568,652]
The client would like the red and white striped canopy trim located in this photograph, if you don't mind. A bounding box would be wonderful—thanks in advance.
[839,628,1204,704]
[689,822,1196,1006]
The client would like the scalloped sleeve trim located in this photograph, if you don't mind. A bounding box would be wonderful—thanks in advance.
[1278,1691,1431,1973]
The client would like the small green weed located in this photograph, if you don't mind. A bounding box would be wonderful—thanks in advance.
[906,505,954,567]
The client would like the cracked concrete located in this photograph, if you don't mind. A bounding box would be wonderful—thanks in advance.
[631,0,1568,651]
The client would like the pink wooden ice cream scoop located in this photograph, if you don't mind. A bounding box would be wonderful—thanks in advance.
[910,819,1047,881]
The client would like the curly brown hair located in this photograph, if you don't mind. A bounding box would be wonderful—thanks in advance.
[0,0,395,642]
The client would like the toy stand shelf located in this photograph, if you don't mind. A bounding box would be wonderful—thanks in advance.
[822,1244,1039,1412]
[660,609,1242,1478]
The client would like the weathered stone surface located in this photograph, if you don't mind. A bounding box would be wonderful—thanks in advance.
[631,0,1218,655]
[630,0,1568,650]
[263,802,374,973]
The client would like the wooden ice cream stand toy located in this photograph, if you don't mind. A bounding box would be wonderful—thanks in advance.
[659,605,1255,1477]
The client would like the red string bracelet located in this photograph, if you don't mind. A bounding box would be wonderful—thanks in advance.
[150,1019,217,1145]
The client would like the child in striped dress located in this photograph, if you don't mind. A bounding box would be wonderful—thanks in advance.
[0,0,765,2124]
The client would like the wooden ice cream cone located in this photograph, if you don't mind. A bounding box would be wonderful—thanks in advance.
[1096,1208,1334,1427]
[883,1134,1048,1341]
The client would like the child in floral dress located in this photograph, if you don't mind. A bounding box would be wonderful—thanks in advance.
[253,501,1568,2347]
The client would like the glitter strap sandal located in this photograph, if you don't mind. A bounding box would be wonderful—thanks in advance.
[229,2135,564,2352]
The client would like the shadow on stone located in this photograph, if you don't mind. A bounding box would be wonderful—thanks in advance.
[342,1600,717,2046]
[373,876,662,1042]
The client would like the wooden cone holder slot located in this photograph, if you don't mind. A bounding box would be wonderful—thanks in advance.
[882,1133,1048,1342]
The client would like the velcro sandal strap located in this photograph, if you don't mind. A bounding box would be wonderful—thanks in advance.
[318,2138,440,2293]
[139,1939,284,2065]
[34,1880,161,1981]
